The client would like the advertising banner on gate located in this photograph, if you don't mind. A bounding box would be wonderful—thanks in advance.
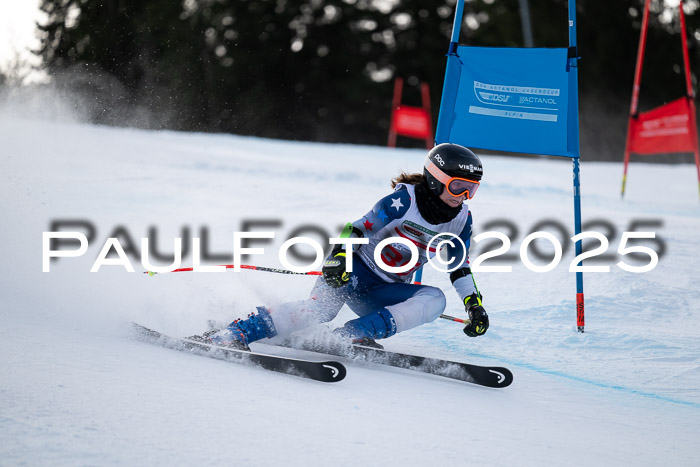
[436,46,577,157]
[621,0,699,199]
[627,97,697,155]
[393,106,432,139]
[387,78,434,149]
[434,0,585,330]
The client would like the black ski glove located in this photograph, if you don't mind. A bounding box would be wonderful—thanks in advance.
[463,292,489,337]
[322,251,350,288]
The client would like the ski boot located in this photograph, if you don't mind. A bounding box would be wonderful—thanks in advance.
[333,308,396,350]
[206,306,277,350]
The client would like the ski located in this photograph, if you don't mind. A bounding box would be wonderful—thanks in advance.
[263,339,512,388]
[131,323,346,383]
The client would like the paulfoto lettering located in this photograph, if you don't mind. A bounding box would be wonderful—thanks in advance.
[42,229,660,274]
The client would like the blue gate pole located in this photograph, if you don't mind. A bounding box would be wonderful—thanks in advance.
[573,158,584,332]
[435,0,465,143]
[568,0,585,332]
[450,0,466,44]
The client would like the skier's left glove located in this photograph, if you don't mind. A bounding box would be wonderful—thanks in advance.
[463,292,489,337]
[322,251,351,288]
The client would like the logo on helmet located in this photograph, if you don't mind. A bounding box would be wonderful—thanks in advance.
[434,154,445,166]
[459,164,482,173]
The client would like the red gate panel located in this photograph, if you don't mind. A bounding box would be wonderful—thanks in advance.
[628,97,697,155]
[393,106,432,139]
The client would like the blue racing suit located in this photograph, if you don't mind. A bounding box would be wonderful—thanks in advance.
[265,183,478,341]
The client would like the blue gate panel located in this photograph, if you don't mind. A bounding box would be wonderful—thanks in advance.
[436,46,578,158]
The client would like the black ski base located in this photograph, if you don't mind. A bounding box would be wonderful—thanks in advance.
[131,323,346,383]
[268,339,513,388]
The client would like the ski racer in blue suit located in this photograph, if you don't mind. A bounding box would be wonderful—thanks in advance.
[208,143,489,349]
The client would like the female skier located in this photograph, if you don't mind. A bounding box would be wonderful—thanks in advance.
[208,143,489,349]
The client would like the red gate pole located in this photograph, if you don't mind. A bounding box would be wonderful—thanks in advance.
[622,0,652,198]
[679,0,700,200]
[420,82,434,149]
[387,77,404,148]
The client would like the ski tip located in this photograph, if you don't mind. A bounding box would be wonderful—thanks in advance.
[486,367,513,388]
[131,322,160,338]
[320,361,347,382]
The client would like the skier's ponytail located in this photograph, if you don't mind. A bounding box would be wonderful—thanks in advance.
[391,172,425,188]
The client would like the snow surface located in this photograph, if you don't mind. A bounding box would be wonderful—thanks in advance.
[1,115,699,466]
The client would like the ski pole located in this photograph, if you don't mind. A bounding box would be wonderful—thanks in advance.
[145,264,323,276]
[146,268,470,324]
[147,267,471,326]
[439,313,469,324]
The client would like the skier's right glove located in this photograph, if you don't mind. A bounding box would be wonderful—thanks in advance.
[463,292,489,337]
[322,251,350,288]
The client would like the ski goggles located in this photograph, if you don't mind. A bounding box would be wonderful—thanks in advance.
[425,159,481,198]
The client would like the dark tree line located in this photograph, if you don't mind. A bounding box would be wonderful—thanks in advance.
[26,0,700,160]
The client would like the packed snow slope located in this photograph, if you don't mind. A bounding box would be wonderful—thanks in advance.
[1,115,699,466]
